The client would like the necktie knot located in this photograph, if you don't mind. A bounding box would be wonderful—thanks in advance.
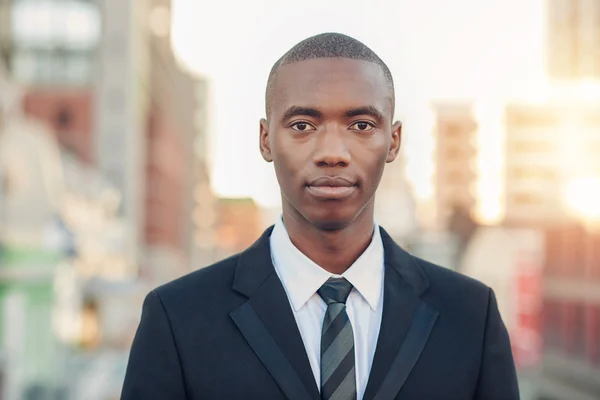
[318,277,353,305]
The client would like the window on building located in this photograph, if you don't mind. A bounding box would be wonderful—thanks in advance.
[571,302,587,358]
[585,305,600,365]
[509,141,557,154]
[444,169,470,186]
[80,298,100,349]
[506,109,559,128]
[11,0,100,49]
[445,147,463,159]
[55,106,72,130]
[9,0,99,85]
[545,229,562,277]
[562,226,586,278]
[510,193,546,207]
[543,299,562,351]
[510,167,559,181]
[12,48,93,85]
[591,234,600,281]
[438,120,476,141]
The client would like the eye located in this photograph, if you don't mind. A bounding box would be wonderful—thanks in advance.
[350,121,375,132]
[291,122,316,132]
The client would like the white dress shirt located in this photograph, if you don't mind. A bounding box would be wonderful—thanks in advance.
[270,217,385,400]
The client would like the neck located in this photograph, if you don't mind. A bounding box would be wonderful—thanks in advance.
[281,204,375,275]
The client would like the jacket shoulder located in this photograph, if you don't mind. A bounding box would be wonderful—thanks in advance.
[152,254,242,305]
[414,257,491,304]
[412,257,495,339]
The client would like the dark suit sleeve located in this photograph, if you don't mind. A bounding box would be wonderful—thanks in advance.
[474,288,520,400]
[121,290,188,400]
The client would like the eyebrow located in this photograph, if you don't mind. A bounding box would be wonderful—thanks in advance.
[280,105,385,123]
[344,106,384,122]
[281,106,323,122]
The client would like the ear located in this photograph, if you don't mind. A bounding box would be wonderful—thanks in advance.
[387,120,402,163]
[259,118,273,162]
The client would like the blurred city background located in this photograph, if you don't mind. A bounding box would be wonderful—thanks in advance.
[0,0,599,399]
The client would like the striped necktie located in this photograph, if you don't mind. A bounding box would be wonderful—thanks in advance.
[317,277,357,400]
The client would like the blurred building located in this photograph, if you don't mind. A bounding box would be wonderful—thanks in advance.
[0,80,132,400]
[0,0,9,67]
[0,0,135,267]
[460,226,546,363]
[23,89,94,163]
[1,0,100,86]
[1,0,214,282]
[535,223,600,399]
[0,0,99,165]
[497,4,600,397]
[259,206,283,230]
[192,178,218,268]
[142,0,213,283]
[407,229,461,270]
[432,102,478,229]
[0,1,215,398]
[375,155,418,245]
[94,0,150,276]
[214,198,262,257]
[0,115,68,400]
[504,101,600,398]
[547,0,600,80]
[506,102,600,397]
[504,102,600,226]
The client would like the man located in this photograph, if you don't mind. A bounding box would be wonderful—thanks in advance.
[122,33,520,400]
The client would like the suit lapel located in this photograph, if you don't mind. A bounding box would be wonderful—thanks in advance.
[363,229,439,400]
[229,226,438,400]
[230,228,320,400]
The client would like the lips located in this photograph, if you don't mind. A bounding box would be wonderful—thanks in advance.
[306,176,357,200]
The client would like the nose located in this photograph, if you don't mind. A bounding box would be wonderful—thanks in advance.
[312,126,351,167]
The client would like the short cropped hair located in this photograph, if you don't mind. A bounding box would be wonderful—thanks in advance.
[265,32,395,116]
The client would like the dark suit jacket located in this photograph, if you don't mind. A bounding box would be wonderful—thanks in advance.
[121,227,520,399]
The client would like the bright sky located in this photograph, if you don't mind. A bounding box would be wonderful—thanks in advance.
[171,0,546,210]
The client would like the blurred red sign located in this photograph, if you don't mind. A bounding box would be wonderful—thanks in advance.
[511,251,543,369]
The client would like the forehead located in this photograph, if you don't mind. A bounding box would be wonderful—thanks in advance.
[270,58,393,117]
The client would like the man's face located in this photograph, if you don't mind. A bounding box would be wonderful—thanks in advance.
[260,58,401,230]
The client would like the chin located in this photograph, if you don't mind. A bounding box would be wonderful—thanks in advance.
[311,218,349,231]
[306,206,356,231]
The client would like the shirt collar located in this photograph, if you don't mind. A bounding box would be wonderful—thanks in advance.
[270,216,384,312]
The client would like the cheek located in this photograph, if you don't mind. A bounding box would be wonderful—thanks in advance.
[353,142,389,178]
[272,149,304,188]
[363,161,387,193]
[273,138,311,177]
